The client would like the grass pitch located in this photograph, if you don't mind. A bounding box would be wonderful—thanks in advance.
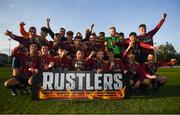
[0,67,180,114]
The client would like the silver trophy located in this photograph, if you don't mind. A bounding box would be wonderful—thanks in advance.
[74,61,83,71]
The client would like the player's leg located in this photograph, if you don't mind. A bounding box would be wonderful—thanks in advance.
[4,77,20,96]
[153,76,167,91]
[123,72,132,99]
[139,78,151,95]
[133,80,140,89]
[12,57,21,77]
[28,76,33,86]
[18,77,30,95]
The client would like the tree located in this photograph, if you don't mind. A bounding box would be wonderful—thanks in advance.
[157,42,176,61]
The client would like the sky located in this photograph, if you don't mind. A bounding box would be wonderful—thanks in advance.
[0,0,180,55]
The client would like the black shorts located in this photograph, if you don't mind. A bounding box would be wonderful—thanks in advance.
[12,57,21,69]
[15,76,28,86]
[130,75,139,84]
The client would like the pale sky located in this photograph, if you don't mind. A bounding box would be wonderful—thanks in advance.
[0,0,180,55]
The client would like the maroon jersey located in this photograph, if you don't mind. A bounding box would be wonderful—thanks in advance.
[98,42,106,50]
[122,41,141,58]
[69,44,87,58]
[49,41,72,56]
[11,45,28,56]
[12,50,39,79]
[126,61,145,81]
[142,60,174,75]
[53,55,73,71]
[87,58,109,72]
[107,59,126,74]
[84,41,105,57]
[142,62,158,75]
[36,37,50,48]
[10,35,30,48]
[34,54,54,71]
[120,39,154,59]
[137,18,165,53]
[49,41,60,56]
[10,35,50,50]
[62,41,73,51]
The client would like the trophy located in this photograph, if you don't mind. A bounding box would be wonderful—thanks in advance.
[74,61,83,71]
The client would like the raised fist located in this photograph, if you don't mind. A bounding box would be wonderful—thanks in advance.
[19,22,25,26]
[4,30,12,36]
[91,51,96,56]
[46,18,50,23]
[163,13,167,19]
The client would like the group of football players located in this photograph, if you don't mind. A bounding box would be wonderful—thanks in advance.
[3,13,176,98]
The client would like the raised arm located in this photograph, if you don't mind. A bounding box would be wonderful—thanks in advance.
[19,22,29,38]
[157,59,177,67]
[140,42,157,50]
[4,30,29,48]
[90,24,94,33]
[122,42,133,57]
[84,24,94,41]
[148,13,167,36]
[46,18,55,39]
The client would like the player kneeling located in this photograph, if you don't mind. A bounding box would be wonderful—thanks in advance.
[140,54,176,94]
[4,42,39,96]
[123,50,145,95]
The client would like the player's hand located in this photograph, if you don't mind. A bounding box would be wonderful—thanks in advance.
[45,65,49,70]
[124,70,128,74]
[153,46,159,50]
[150,75,157,79]
[91,51,96,56]
[62,50,68,57]
[110,61,115,67]
[19,22,25,26]
[46,18,50,23]
[4,30,12,36]
[104,41,108,46]
[163,13,167,19]
[133,81,140,88]
[170,59,177,65]
[28,68,32,71]
[91,24,94,28]
[97,69,102,73]
[28,68,35,73]
[88,51,96,59]
[86,28,90,32]
[111,41,116,46]
[129,41,133,47]
[48,62,54,68]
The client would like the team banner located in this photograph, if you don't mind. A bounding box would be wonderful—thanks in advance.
[32,71,126,100]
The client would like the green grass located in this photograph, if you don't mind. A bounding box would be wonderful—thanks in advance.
[0,67,180,114]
